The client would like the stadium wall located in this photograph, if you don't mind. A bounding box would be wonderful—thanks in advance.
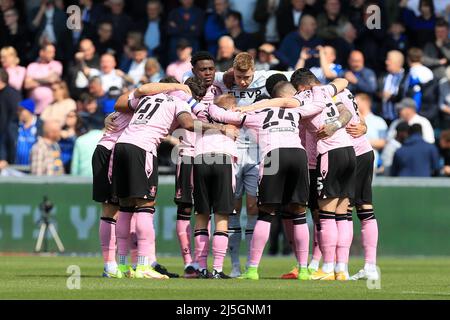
[0,176,449,256]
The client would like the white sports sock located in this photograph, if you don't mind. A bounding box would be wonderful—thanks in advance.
[105,262,117,273]
[308,259,320,271]
[335,262,347,273]
[322,262,334,273]
[364,263,377,272]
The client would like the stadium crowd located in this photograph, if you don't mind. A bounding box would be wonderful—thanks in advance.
[1,0,450,177]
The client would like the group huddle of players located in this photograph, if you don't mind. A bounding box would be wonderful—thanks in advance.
[92,51,379,281]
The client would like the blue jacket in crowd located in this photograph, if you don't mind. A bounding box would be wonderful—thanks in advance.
[391,134,440,177]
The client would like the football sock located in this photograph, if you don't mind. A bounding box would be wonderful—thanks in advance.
[176,208,193,266]
[135,207,155,266]
[336,214,351,268]
[357,209,378,266]
[99,217,116,267]
[319,210,338,269]
[312,222,322,262]
[194,229,209,270]
[248,212,273,268]
[212,231,229,273]
[292,212,309,268]
[227,212,241,266]
[129,214,137,268]
[116,207,134,265]
[245,214,258,265]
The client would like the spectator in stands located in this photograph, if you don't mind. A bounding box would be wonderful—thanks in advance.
[345,50,377,95]
[80,90,106,130]
[331,21,357,67]
[400,0,436,48]
[30,120,64,176]
[40,81,77,128]
[228,0,259,34]
[225,10,258,56]
[71,124,103,177]
[59,110,86,174]
[254,0,282,46]
[354,2,387,72]
[391,124,440,177]
[355,93,388,169]
[277,14,322,70]
[166,39,193,82]
[0,68,20,165]
[387,97,435,144]
[86,77,114,121]
[439,129,450,176]
[381,121,410,176]
[142,0,164,59]
[423,18,450,79]
[119,31,144,73]
[204,0,229,57]
[93,21,121,59]
[139,58,164,85]
[24,43,63,115]
[307,45,344,84]
[439,66,450,129]
[383,21,408,54]
[378,50,407,124]
[255,43,282,71]
[15,99,41,166]
[104,0,132,45]
[67,38,100,100]
[167,0,204,64]
[405,47,438,122]
[127,45,148,86]
[216,35,236,71]
[29,0,72,62]
[2,7,29,62]
[98,53,127,92]
[0,46,25,91]
[316,0,348,41]
[276,0,316,41]
[78,0,105,40]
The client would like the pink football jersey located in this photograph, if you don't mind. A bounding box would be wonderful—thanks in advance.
[336,89,373,156]
[295,84,352,155]
[117,93,191,155]
[97,111,133,150]
[300,121,319,169]
[193,104,242,159]
[243,107,306,161]
[169,85,223,158]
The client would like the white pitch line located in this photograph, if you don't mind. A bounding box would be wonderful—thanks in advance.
[401,291,450,296]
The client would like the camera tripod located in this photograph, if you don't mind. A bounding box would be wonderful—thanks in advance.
[35,196,65,253]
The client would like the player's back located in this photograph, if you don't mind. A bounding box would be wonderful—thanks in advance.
[117,93,189,155]
[193,104,238,159]
[296,85,352,155]
[244,107,303,159]
[336,89,373,156]
[98,111,133,150]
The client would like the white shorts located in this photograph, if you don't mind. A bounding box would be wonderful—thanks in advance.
[234,148,259,198]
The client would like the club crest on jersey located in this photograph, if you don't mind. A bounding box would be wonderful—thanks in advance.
[150,186,157,197]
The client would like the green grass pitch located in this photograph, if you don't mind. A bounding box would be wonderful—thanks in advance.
[1,256,449,300]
